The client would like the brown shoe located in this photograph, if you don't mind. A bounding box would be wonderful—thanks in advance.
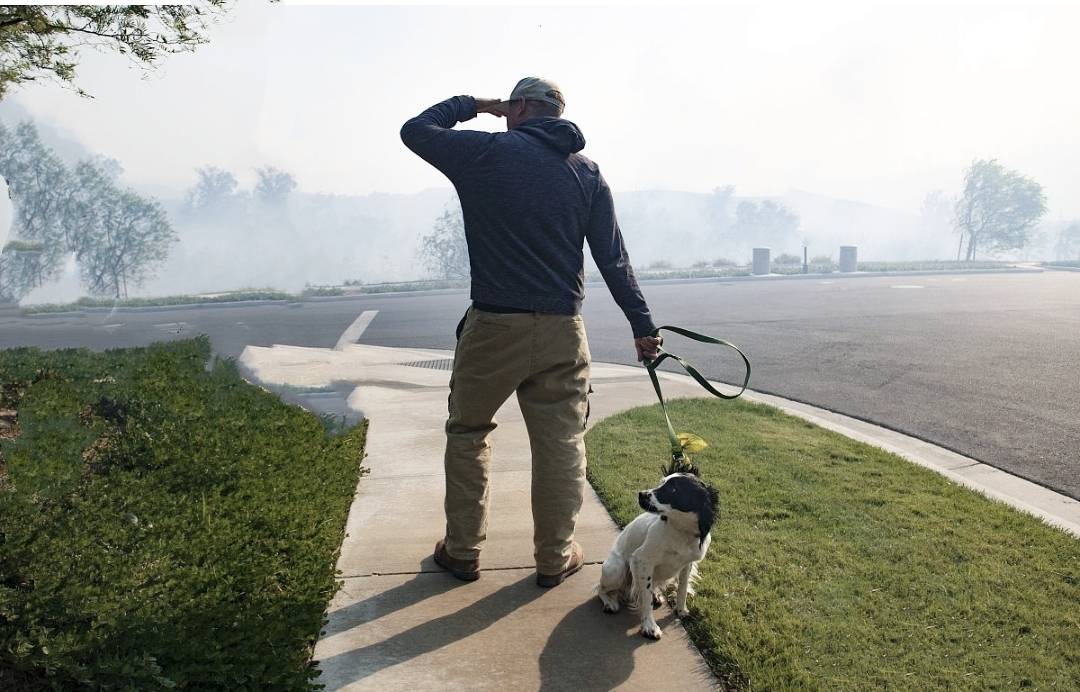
[433,540,480,582]
[537,542,584,588]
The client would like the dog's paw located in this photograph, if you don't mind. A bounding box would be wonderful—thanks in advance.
[676,607,690,618]
[651,591,664,609]
[602,602,620,614]
[640,622,663,640]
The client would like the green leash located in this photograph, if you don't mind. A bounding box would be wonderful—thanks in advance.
[643,325,752,465]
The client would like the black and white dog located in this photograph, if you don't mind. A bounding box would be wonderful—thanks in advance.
[597,473,719,639]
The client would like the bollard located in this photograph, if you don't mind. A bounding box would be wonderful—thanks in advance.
[839,245,858,273]
[752,248,771,275]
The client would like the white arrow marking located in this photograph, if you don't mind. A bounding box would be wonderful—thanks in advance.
[335,310,378,350]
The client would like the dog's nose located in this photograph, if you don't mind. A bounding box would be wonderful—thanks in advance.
[638,491,648,503]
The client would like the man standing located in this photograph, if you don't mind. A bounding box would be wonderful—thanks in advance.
[401,77,661,587]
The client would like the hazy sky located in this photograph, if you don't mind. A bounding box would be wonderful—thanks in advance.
[8,0,1079,217]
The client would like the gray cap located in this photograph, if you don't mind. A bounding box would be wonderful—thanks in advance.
[492,76,565,116]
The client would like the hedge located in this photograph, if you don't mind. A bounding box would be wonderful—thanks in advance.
[0,337,366,690]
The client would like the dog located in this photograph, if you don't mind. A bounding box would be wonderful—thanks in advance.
[597,472,719,640]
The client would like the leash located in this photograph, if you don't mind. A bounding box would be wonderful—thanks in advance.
[642,325,751,466]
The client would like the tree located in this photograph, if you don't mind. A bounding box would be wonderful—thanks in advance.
[0,4,228,100]
[183,166,239,214]
[254,166,296,206]
[0,124,177,300]
[953,159,1047,261]
[1055,221,1080,261]
[0,120,71,289]
[78,181,176,297]
[418,196,469,280]
[734,199,800,249]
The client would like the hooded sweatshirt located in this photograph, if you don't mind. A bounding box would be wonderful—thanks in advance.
[401,96,656,338]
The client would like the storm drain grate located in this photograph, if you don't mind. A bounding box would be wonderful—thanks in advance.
[399,358,454,371]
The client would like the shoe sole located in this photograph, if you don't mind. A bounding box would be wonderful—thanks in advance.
[434,550,480,582]
[536,557,584,588]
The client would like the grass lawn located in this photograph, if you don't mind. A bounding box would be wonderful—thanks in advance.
[585,398,1079,691]
[0,337,366,690]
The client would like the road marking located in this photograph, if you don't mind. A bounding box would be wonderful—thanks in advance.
[335,310,379,350]
[153,322,188,333]
[891,284,925,289]
[95,323,124,330]
[819,280,835,284]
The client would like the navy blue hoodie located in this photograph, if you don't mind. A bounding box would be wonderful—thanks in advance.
[401,96,656,338]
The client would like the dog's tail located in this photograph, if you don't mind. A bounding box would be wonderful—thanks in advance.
[687,562,700,596]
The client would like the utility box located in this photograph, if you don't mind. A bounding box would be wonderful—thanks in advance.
[839,246,858,273]
[752,248,771,275]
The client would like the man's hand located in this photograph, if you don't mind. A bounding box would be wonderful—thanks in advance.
[635,335,662,363]
[474,97,505,117]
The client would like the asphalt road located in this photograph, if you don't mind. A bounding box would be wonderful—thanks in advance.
[2,271,1077,499]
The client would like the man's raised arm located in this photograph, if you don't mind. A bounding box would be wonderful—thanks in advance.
[400,96,492,180]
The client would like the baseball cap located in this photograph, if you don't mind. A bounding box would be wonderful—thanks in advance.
[492,77,566,116]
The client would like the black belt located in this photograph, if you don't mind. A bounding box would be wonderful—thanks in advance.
[472,301,533,314]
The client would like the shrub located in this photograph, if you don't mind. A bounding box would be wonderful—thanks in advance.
[646,260,673,270]
[0,338,367,689]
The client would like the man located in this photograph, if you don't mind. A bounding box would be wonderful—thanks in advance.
[401,77,661,587]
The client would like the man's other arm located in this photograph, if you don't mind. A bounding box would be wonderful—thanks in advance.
[400,96,492,180]
[586,173,658,341]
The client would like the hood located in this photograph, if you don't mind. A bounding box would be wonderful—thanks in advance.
[516,117,586,154]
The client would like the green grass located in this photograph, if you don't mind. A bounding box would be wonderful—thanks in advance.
[585,398,1079,691]
[0,337,367,689]
[1043,260,1080,268]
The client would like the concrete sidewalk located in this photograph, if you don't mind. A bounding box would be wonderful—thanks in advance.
[239,343,718,691]
[238,340,1080,691]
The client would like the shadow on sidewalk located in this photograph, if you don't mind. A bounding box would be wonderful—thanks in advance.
[317,574,545,686]
[320,567,467,640]
[538,601,673,691]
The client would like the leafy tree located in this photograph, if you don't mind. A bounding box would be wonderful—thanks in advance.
[81,187,175,299]
[734,199,800,249]
[183,166,240,214]
[0,3,228,100]
[0,120,71,291]
[1055,221,1080,261]
[0,122,176,300]
[254,166,297,206]
[418,196,469,280]
[0,239,47,302]
[953,159,1047,260]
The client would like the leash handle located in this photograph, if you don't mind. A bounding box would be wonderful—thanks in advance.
[643,325,752,460]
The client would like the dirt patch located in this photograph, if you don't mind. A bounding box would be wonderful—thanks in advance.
[0,408,17,442]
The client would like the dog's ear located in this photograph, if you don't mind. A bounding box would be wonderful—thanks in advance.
[697,485,720,547]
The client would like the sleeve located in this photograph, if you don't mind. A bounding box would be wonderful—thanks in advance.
[585,172,657,338]
[400,96,492,180]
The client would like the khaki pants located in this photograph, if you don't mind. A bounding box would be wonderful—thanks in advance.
[443,307,591,574]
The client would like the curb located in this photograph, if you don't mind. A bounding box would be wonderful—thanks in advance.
[22,299,293,317]
[618,267,1043,286]
[12,267,1050,317]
